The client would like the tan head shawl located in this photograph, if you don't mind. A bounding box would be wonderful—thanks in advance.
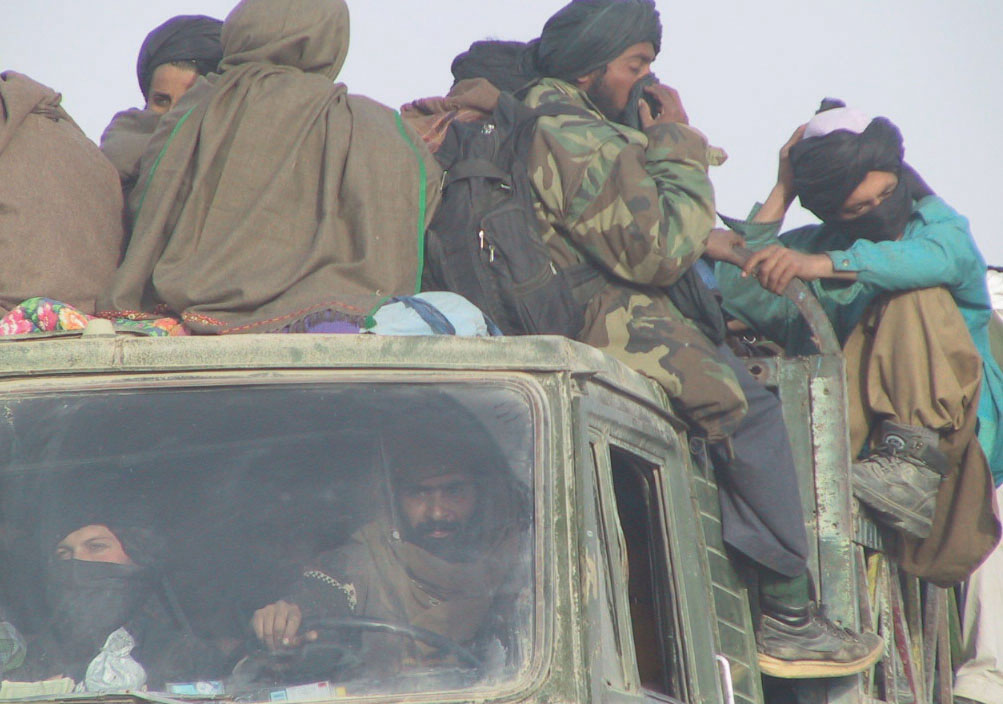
[400,78,500,153]
[100,0,441,333]
[0,72,124,316]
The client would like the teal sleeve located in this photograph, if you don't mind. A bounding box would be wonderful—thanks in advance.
[714,210,803,347]
[828,222,978,293]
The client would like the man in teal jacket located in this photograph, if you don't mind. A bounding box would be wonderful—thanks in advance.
[715,103,1000,586]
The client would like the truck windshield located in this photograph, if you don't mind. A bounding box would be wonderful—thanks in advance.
[0,381,535,701]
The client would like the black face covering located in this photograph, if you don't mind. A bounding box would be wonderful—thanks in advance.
[46,560,153,658]
[829,177,914,242]
[620,72,659,130]
[791,116,904,222]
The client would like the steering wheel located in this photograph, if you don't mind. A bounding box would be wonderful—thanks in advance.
[233,616,482,685]
[306,616,482,669]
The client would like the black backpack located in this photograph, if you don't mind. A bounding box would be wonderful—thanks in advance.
[422,93,601,337]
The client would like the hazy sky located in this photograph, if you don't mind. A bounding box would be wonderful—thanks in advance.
[6,0,1003,262]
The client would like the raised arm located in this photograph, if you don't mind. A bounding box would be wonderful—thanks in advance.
[531,82,717,288]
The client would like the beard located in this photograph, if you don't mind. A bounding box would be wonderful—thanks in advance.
[406,518,481,563]
[586,71,628,125]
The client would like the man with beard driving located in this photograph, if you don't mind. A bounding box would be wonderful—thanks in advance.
[252,430,529,673]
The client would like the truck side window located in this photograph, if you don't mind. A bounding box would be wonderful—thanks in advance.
[609,446,685,701]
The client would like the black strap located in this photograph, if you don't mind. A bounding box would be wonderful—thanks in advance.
[443,158,509,188]
[392,296,456,335]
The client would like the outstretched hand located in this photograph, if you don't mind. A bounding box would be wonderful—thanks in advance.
[741,246,833,295]
[704,228,746,266]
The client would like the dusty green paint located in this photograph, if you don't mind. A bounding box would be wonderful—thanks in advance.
[0,316,939,704]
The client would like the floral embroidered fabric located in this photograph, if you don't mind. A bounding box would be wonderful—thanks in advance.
[1,298,188,337]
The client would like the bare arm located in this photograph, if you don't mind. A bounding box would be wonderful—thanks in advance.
[752,125,806,224]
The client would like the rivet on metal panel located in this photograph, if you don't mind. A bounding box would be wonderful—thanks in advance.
[746,361,769,383]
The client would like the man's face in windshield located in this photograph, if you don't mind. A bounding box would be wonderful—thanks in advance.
[54,524,133,565]
[398,471,478,558]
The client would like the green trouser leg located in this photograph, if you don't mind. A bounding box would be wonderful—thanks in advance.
[759,570,810,610]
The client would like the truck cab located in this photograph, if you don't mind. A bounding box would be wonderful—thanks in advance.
[0,325,955,703]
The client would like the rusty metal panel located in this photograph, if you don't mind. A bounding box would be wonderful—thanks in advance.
[746,351,864,704]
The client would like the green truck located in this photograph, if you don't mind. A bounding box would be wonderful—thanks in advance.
[0,310,956,703]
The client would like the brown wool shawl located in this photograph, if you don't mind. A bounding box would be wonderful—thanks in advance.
[354,521,521,654]
[400,78,500,153]
[100,107,163,201]
[0,72,125,316]
[99,0,441,333]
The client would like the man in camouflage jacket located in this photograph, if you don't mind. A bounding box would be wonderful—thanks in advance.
[447,0,882,679]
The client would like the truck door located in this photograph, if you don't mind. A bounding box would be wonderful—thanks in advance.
[577,389,731,704]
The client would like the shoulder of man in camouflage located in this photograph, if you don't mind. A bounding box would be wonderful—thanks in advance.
[523,78,717,289]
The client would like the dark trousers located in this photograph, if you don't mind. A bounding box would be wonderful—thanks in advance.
[708,344,809,579]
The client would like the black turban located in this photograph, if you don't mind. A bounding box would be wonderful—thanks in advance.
[452,0,661,92]
[136,15,223,100]
[790,116,904,222]
[44,496,167,570]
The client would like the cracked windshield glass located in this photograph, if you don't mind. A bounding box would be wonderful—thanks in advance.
[0,382,535,701]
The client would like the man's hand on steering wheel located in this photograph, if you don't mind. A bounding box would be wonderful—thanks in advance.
[252,600,318,651]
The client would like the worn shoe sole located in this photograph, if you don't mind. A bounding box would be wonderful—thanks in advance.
[852,479,934,539]
[757,635,883,679]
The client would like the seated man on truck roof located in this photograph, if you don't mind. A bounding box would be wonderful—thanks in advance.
[412,0,882,679]
[0,71,124,318]
[4,510,224,691]
[715,102,1001,584]
[98,0,440,335]
[101,14,223,201]
[251,414,530,677]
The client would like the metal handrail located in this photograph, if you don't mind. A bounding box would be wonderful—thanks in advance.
[731,246,842,356]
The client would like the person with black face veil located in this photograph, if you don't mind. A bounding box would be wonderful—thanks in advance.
[7,514,224,690]
[715,102,1001,589]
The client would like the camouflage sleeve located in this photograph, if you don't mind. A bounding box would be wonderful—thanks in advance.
[532,119,716,287]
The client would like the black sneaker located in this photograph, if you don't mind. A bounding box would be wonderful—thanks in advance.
[757,600,883,678]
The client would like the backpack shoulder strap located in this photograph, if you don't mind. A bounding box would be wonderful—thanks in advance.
[443,158,509,187]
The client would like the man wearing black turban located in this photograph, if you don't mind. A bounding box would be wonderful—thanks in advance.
[716,104,1001,597]
[426,0,882,680]
[137,15,223,114]
[100,16,223,203]
[5,504,224,689]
